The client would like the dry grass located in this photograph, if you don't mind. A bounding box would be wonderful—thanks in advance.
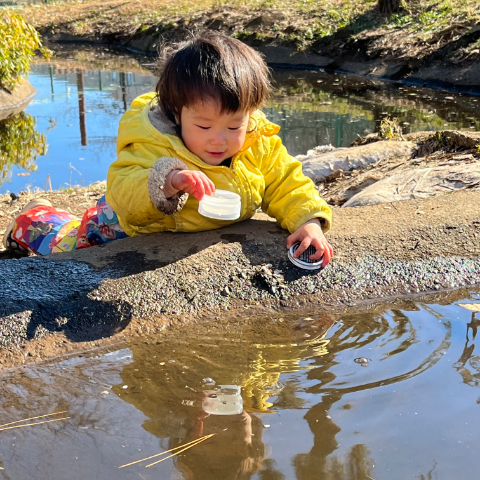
[20,0,219,35]
[17,0,479,45]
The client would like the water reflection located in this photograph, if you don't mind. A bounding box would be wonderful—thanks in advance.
[0,112,47,185]
[76,72,88,146]
[453,309,480,395]
[2,45,480,193]
[0,293,480,479]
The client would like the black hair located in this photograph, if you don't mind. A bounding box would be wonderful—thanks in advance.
[156,34,271,125]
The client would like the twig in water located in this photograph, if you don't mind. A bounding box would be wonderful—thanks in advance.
[119,434,215,469]
[0,416,70,432]
[146,434,214,468]
[0,411,68,429]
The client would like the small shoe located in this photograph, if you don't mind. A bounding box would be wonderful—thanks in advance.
[2,198,53,251]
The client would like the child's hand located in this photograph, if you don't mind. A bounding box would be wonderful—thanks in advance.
[286,218,333,268]
[170,170,215,201]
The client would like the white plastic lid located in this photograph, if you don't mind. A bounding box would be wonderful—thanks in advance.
[288,242,324,270]
[198,190,241,221]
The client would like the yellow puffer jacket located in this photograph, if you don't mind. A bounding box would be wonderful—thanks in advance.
[106,92,332,237]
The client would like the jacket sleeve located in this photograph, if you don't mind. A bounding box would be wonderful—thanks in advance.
[260,135,332,233]
[106,142,188,227]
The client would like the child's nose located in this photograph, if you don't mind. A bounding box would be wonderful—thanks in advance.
[210,133,226,145]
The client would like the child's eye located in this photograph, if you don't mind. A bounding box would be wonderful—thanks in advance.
[228,127,241,130]
[196,125,210,130]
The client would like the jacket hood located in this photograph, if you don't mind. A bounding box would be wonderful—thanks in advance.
[116,92,281,159]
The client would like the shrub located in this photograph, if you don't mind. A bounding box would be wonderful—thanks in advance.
[0,12,51,92]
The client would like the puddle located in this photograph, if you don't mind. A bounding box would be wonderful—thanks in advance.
[1,290,479,479]
[2,45,480,193]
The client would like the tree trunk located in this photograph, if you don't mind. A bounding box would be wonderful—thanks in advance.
[378,0,402,13]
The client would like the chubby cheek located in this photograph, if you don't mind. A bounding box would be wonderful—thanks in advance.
[229,130,247,153]
[181,125,205,156]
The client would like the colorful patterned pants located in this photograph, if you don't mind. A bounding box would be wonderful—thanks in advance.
[10,195,128,255]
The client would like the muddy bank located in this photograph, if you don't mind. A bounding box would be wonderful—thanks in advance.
[31,6,480,94]
[1,189,479,369]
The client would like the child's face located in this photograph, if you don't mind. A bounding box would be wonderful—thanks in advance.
[180,100,250,165]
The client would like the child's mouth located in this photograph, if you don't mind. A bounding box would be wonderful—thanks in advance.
[207,151,225,158]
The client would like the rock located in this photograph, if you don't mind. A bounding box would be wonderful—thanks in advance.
[298,141,416,184]
[343,163,480,207]
[221,286,231,296]
[0,78,37,121]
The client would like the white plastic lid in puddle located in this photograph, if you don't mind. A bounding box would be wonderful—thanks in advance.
[198,189,241,220]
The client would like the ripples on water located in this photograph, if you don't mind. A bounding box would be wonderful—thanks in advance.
[1,45,480,193]
[0,290,479,479]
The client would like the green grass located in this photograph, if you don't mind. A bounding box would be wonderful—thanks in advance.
[383,0,479,33]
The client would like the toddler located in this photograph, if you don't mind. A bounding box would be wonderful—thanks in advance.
[4,34,333,265]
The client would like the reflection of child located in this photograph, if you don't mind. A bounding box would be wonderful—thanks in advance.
[4,34,333,264]
[173,409,265,480]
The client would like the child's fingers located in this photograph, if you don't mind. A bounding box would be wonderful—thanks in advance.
[202,176,216,197]
[286,232,300,249]
[321,246,332,267]
[193,180,206,201]
[184,173,197,188]
[182,182,197,194]
[321,244,334,268]
[292,238,312,258]
[309,238,325,260]
[207,179,216,196]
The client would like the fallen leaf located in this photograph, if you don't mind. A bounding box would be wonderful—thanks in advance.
[458,304,480,312]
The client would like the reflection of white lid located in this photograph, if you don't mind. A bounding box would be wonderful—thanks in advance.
[198,190,241,221]
[202,385,243,416]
